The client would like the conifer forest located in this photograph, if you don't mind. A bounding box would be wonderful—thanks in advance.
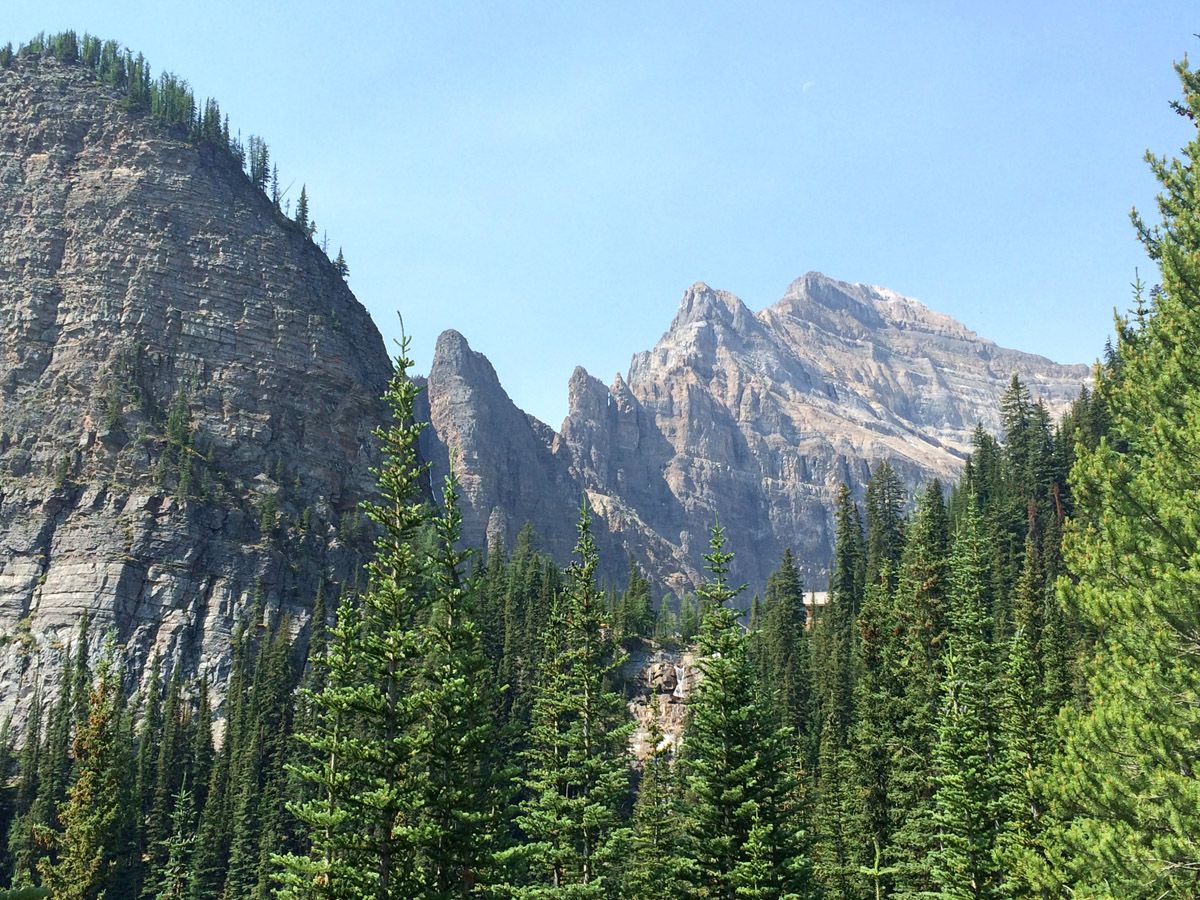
[3,26,1200,900]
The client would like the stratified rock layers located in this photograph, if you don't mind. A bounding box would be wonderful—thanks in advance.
[0,55,1091,724]
[424,274,1089,593]
[0,57,392,713]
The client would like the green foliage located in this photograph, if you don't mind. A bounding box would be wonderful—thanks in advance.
[38,643,135,899]
[677,523,814,898]
[510,506,634,896]
[621,711,687,898]
[929,505,1000,899]
[1045,57,1200,896]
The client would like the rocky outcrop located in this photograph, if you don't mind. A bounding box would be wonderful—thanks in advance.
[623,642,696,762]
[0,53,1091,722]
[427,274,1090,594]
[0,56,391,718]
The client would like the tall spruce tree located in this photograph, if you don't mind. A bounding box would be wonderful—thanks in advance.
[849,565,901,899]
[622,711,686,898]
[414,469,508,896]
[993,538,1056,893]
[511,506,632,896]
[887,481,950,895]
[281,332,488,897]
[678,522,814,899]
[1046,56,1200,895]
[757,549,812,746]
[39,642,135,899]
[929,505,1000,899]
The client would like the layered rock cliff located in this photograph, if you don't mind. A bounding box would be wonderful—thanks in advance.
[424,274,1090,593]
[0,51,1092,719]
[0,55,392,714]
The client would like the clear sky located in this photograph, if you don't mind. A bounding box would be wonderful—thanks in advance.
[4,2,1196,425]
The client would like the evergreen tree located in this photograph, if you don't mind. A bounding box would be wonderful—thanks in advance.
[143,671,184,889]
[39,643,135,899]
[7,680,43,887]
[511,506,633,896]
[812,713,858,899]
[134,654,163,856]
[1046,57,1200,895]
[849,566,901,900]
[615,561,654,642]
[622,712,686,898]
[993,540,1055,893]
[864,461,905,593]
[295,186,311,235]
[278,333,441,896]
[677,522,813,898]
[757,549,811,745]
[813,485,863,742]
[887,481,950,895]
[929,505,1000,900]
[151,780,194,900]
[414,470,508,895]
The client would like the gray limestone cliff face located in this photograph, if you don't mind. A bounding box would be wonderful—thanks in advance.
[0,57,392,716]
[0,54,1094,716]
[416,329,580,562]
[426,274,1090,594]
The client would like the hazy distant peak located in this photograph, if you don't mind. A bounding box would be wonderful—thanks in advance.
[671,282,754,326]
[773,271,981,342]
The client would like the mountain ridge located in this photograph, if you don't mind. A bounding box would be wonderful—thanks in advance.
[425,273,1090,594]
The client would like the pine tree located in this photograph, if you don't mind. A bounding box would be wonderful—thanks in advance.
[1046,57,1200,895]
[812,713,859,899]
[134,654,163,858]
[993,540,1055,893]
[295,186,310,235]
[333,248,349,280]
[415,469,508,895]
[278,333,441,896]
[7,680,43,887]
[757,549,811,745]
[39,643,135,899]
[143,671,184,888]
[615,561,654,642]
[151,779,194,900]
[849,566,901,899]
[887,481,950,895]
[678,522,813,898]
[813,485,863,742]
[274,599,370,899]
[929,505,1000,899]
[188,678,213,826]
[864,461,905,593]
[511,506,633,896]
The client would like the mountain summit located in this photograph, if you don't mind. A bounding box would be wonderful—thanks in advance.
[423,274,1089,592]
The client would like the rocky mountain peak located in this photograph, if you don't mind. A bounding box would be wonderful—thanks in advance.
[773,271,980,343]
[0,53,392,717]
[430,328,505,393]
[666,282,758,337]
[425,275,1090,594]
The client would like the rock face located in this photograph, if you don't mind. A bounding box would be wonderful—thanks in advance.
[0,54,1091,722]
[0,56,391,717]
[425,274,1090,593]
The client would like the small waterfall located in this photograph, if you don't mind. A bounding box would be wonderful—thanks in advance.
[672,664,687,699]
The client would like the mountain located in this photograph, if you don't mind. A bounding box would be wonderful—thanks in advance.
[0,48,1088,722]
[0,54,391,711]
[423,273,1090,593]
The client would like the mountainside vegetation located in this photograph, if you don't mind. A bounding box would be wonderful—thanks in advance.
[0,27,1198,900]
[0,31,349,271]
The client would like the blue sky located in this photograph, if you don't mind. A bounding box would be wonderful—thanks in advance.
[4,2,1195,424]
